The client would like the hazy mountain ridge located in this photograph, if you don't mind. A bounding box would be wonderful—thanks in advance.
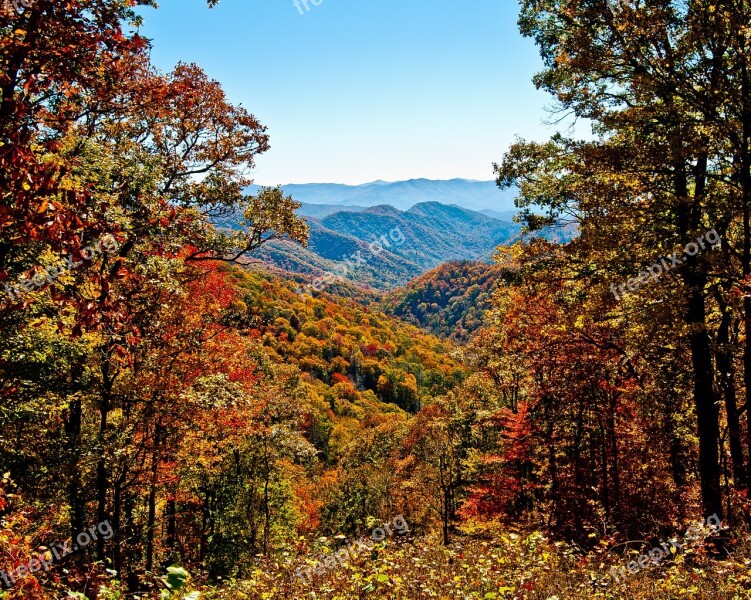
[297,203,367,218]
[252,223,420,294]
[248,178,518,212]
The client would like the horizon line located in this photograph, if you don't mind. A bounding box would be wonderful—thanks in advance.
[249,177,497,187]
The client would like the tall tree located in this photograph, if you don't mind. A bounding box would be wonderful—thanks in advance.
[494,0,751,520]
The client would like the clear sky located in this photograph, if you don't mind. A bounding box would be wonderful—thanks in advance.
[138,0,558,185]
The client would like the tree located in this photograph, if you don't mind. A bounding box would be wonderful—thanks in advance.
[0,0,313,593]
[400,405,462,545]
[494,0,751,521]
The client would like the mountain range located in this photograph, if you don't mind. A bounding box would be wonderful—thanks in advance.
[252,201,522,293]
[248,178,517,213]
[240,178,577,296]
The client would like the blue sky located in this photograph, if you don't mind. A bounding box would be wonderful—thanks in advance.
[138,0,559,185]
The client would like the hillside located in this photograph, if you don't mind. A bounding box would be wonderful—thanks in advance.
[229,265,466,420]
[251,219,422,294]
[382,261,517,342]
[317,202,520,272]
[253,202,521,293]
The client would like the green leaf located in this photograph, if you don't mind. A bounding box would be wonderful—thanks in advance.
[163,565,190,591]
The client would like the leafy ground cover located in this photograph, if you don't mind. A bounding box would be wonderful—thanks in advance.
[199,527,751,600]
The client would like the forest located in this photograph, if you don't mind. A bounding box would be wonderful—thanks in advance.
[2,0,751,598]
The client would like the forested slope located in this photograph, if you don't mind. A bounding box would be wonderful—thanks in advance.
[381,261,517,342]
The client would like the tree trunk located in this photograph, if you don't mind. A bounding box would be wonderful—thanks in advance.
[145,425,161,572]
[442,486,450,546]
[716,307,748,489]
[124,490,138,592]
[64,395,84,548]
[598,411,610,525]
[677,156,723,520]
[165,495,176,566]
[96,356,113,561]
[200,486,211,566]
[685,285,723,518]
[607,393,621,528]
[113,465,128,577]
[740,58,751,494]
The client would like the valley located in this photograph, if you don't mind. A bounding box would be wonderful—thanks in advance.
[255,196,522,293]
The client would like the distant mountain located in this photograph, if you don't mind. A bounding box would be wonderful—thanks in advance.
[480,208,519,221]
[381,261,518,342]
[252,222,421,295]
[297,203,367,219]
[253,202,522,293]
[248,178,517,213]
[318,202,519,267]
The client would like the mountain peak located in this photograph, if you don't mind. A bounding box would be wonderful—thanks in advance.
[408,201,464,211]
[362,204,404,216]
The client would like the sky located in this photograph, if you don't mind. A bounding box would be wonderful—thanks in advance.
[137,0,561,185]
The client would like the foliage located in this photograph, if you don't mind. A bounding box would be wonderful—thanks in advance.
[2,1,751,599]
[381,261,518,342]
[199,526,751,599]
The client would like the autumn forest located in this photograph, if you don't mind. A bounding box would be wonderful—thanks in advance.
[2,1,751,598]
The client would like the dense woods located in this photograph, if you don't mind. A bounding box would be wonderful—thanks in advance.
[381,261,516,342]
[2,0,751,598]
